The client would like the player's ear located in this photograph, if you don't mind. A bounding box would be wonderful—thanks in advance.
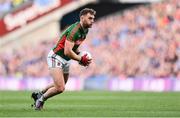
[80,15,83,21]
[80,16,82,21]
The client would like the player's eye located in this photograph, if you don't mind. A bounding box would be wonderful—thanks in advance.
[89,17,92,19]
[89,16,94,20]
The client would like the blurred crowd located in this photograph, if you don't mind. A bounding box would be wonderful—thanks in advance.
[0,0,179,79]
[0,0,31,16]
[0,0,60,17]
[83,0,180,79]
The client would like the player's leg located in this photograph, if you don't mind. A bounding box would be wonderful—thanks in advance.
[41,84,54,94]
[33,50,70,110]
[41,72,68,93]
[41,73,69,95]
[43,68,65,99]
[63,62,70,84]
[33,72,69,106]
[34,59,69,103]
[35,73,68,98]
[31,84,54,104]
[34,68,65,110]
[64,73,69,84]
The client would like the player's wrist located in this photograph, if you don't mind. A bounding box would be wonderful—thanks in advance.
[78,56,82,62]
[75,51,80,55]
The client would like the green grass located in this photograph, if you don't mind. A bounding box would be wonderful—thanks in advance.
[0,91,180,117]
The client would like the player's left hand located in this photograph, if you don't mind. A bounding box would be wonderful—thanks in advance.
[79,54,92,66]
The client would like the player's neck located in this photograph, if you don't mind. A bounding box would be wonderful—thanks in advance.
[80,21,87,30]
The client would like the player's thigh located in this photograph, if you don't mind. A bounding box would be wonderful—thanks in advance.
[63,64,70,84]
[63,73,69,84]
[49,68,65,89]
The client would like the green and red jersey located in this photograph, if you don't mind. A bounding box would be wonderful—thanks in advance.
[53,22,88,61]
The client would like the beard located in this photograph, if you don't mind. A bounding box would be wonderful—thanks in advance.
[88,24,92,28]
[84,23,92,28]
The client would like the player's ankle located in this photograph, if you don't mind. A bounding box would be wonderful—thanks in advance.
[39,91,43,95]
[39,95,46,102]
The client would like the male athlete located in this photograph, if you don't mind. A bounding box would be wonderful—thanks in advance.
[31,8,96,110]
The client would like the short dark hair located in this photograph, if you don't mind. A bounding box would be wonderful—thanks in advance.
[79,8,96,17]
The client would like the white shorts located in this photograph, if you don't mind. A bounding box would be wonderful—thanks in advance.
[47,50,70,73]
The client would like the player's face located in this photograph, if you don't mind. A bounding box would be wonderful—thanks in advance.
[81,13,95,28]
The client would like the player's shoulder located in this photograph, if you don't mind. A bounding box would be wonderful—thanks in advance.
[70,22,81,32]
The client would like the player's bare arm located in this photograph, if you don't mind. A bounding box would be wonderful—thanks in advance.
[64,39,81,62]
[75,48,80,55]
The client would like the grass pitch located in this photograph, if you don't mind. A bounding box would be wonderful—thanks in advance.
[0,91,180,117]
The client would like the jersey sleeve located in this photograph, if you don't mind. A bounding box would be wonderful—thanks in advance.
[66,24,80,42]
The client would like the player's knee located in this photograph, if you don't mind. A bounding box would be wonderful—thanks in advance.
[56,86,65,93]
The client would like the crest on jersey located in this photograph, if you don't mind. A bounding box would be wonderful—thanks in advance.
[57,62,62,67]
[75,40,83,45]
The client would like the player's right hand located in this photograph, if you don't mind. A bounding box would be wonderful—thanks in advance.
[79,54,91,66]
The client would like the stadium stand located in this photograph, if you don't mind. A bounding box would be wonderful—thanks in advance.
[0,0,32,17]
[0,0,179,80]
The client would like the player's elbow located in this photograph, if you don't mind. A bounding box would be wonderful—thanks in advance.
[64,48,71,56]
